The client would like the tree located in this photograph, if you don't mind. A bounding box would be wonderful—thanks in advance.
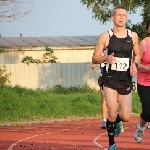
[81,0,150,39]
[19,46,58,64]
[0,0,36,21]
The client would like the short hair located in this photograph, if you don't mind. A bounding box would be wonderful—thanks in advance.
[146,18,150,30]
[111,6,128,17]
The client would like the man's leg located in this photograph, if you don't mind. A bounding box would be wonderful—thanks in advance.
[100,86,107,129]
[118,92,132,121]
[114,92,132,136]
[103,86,118,149]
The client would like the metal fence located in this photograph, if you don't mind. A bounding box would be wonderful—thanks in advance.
[1,63,137,91]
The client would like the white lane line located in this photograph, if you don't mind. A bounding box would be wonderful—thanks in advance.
[8,132,51,150]
[8,126,83,150]
[93,126,136,149]
[93,132,107,149]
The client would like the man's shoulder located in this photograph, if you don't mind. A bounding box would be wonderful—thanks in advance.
[99,30,110,39]
[101,29,112,35]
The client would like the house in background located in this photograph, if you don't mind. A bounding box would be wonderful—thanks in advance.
[0,36,101,90]
[0,36,99,64]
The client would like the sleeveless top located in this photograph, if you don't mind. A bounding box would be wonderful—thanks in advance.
[138,38,150,86]
[102,29,133,81]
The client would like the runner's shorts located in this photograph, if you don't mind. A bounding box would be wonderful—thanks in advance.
[98,76,103,88]
[102,77,132,95]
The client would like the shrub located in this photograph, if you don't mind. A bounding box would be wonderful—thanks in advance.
[0,65,11,85]
[20,46,58,64]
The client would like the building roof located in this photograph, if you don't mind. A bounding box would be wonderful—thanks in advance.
[0,36,99,47]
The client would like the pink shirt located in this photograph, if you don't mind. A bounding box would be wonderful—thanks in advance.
[138,38,150,86]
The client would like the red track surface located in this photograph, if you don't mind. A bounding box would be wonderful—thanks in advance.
[0,116,150,150]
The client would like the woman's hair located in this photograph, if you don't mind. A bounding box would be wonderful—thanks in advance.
[146,18,150,30]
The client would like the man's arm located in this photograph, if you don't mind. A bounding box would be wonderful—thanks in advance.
[92,32,108,64]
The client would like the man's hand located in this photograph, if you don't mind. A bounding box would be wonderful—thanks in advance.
[91,64,96,70]
[106,52,116,64]
[130,63,137,76]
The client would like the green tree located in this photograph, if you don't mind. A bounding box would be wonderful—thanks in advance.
[0,65,11,85]
[81,0,150,39]
[20,46,58,64]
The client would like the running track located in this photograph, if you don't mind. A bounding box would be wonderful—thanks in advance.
[0,116,150,150]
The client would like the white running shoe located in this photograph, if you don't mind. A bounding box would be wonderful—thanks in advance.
[146,122,150,130]
[134,122,145,143]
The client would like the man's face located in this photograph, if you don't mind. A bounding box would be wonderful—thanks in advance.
[112,8,127,27]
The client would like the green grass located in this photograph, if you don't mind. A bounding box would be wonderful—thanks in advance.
[0,85,141,122]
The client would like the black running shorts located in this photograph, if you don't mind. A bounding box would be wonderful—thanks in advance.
[98,76,103,88]
[102,78,132,95]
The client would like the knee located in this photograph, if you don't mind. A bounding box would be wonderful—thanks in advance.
[108,111,117,122]
[120,113,131,122]
[122,116,130,122]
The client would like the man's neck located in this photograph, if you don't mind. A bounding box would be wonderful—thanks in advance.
[113,26,127,38]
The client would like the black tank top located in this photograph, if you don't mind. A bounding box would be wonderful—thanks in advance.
[103,29,133,81]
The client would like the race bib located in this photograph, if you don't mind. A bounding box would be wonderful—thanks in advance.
[111,57,129,71]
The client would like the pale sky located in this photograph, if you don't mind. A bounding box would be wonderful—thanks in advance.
[0,0,142,37]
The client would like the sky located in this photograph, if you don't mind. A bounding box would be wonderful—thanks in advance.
[0,0,142,37]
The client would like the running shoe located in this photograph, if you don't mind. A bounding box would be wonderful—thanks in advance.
[108,144,117,150]
[146,122,150,129]
[101,121,107,129]
[114,121,122,137]
[121,121,124,132]
[134,122,145,143]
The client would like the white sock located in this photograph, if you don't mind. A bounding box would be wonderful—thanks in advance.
[103,119,107,122]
